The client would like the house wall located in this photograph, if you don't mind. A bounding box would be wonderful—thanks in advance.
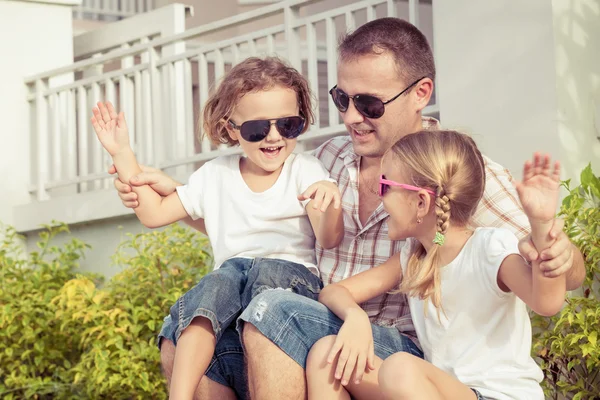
[0,0,78,228]
[433,0,599,182]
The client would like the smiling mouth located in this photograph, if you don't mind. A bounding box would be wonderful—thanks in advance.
[353,128,375,137]
[260,146,283,157]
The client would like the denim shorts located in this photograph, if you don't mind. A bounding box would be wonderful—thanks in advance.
[238,289,423,368]
[158,257,322,399]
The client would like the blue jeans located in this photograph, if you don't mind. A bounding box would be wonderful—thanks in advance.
[158,257,322,399]
[238,289,423,369]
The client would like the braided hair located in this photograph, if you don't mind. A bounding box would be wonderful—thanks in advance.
[388,130,486,313]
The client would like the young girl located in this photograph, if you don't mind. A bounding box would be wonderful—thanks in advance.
[306,130,566,400]
[91,57,344,400]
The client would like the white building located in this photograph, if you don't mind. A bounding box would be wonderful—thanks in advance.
[1,0,599,278]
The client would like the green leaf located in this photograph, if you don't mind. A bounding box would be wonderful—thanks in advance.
[589,331,598,346]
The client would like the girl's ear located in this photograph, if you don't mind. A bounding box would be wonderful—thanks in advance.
[416,190,432,219]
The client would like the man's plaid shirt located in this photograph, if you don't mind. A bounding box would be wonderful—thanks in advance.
[313,117,530,339]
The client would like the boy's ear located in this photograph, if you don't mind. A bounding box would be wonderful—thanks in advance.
[223,119,238,141]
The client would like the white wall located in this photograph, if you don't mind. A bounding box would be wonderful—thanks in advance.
[433,0,600,181]
[0,0,78,227]
[25,214,149,280]
[433,0,561,178]
[552,0,600,181]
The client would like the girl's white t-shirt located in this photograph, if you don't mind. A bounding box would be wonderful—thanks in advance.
[400,227,544,400]
[176,153,330,273]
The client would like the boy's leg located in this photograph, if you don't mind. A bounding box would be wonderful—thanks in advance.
[166,259,249,399]
[378,353,477,400]
[160,338,237,400]
[170,318,216,399]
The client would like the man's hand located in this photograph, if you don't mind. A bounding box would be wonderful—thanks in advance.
[518,218,574,278]
[108,164,181,208]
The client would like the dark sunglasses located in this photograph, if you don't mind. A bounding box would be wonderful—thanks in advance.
[329,77,425,119]
[228,116,305,143]
[379,174,436,197]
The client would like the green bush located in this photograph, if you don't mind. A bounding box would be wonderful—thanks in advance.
[531,164,600,400]
[0,223,211,399]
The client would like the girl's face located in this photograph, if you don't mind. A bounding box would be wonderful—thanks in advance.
[227,86,301,175]
[380,154,432,241]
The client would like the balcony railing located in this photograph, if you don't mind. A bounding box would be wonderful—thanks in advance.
[74,0,156,21]
[22,0,435,227]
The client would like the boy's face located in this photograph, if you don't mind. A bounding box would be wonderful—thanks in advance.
[335,52,428,160]
[227,86,299,175]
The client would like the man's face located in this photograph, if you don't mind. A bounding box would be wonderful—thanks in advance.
[336,53,423,159]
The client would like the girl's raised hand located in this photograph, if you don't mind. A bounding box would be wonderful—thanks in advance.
[326,311,375,386]
[298,180,341,212]
[91,101,131,157]
[515,153,561,223]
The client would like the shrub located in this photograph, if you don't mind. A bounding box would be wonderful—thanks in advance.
[531,164,600,400]
[0,223,211,399]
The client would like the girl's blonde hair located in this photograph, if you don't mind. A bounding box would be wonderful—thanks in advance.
[202,57,314,146]
[387,130,486,310]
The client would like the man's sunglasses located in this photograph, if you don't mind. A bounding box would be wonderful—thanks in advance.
[228,116,305,143]
[329,77,425,119]
[379,175,436,197]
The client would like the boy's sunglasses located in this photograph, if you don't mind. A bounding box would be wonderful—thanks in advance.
[228,116,305,143]
[329,77,425,119]
[379,175,436,197]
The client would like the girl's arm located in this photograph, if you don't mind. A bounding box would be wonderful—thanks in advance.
[92,102,189,228]
[498,242,566,317]
[498,154,566,316]
[317,254,403,385]
[319,255,402,319]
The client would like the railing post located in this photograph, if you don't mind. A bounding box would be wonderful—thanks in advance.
[387,0,397,18]
[408,0,419,27]
[35,79,50,201]
[284,4,301,71]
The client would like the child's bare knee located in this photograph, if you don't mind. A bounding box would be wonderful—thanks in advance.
[307,335,337,369]
[379,352,416,395]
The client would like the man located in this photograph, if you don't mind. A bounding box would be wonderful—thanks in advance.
[109,18,584,399]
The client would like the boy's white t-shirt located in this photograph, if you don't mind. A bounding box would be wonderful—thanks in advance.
[176,153,330,273]
[400,227,544,400]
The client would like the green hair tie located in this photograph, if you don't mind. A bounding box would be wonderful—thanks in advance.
[433,232,445,246]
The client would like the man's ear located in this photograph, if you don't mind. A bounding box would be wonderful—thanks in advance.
[413,78,433,112]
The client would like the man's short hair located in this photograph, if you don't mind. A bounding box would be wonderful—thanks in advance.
[338,17,436,83]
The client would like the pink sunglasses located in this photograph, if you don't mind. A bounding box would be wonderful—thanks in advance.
[379,175,436,197]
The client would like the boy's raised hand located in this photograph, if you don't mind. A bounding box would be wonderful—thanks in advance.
[298,180,341,212]
[515,153,561,224]
[91,101,130,157]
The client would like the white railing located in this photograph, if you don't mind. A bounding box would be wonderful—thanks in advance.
[25,0,434,203]
[74,0,156,20]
